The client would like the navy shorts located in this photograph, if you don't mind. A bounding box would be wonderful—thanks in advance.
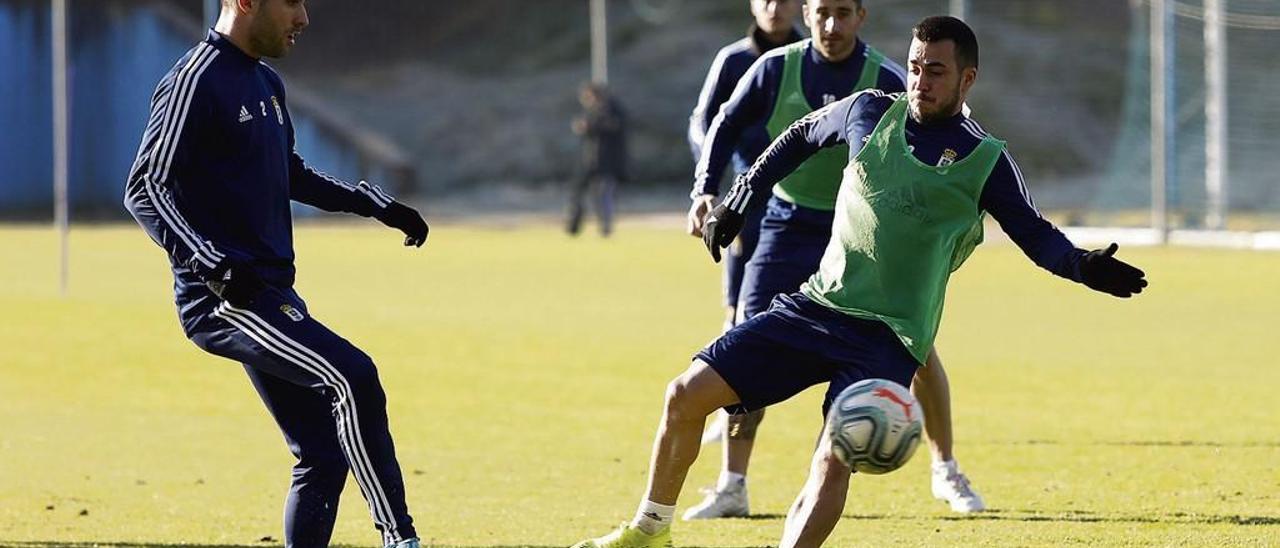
[739,196,835,319]
[696,293,919,417]
[722,191,770,309]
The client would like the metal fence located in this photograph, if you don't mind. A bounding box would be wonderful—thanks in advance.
[5,0,1278,235]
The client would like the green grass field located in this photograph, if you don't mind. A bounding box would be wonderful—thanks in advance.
[1,222,1277,547]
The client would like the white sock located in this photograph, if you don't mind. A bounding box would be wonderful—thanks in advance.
[631,499,675,535]
[933,458,958,474]
[715,471,746,491]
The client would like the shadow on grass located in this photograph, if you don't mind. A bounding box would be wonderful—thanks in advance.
[0,544,272,548]
[723,509,1280,527]
[936,509,1280,526]
[0,544,294,548]
[979,439,1280,448]
[0,544,568,548]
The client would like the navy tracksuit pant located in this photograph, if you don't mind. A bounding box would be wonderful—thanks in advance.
[180,286,416,547]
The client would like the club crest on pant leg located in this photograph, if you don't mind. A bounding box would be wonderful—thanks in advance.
[279,304,305,322]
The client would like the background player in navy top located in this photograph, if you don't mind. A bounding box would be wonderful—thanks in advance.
[687,0,801,332]
[681,0,803,520]
[683,0,986,521]
[123,1,427,546]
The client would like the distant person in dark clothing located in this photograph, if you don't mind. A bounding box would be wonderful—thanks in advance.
[568,83,627,236]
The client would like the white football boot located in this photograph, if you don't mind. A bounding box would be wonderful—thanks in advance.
[385,537,420,548]
[931,461,986,513]
[681,483,749,520]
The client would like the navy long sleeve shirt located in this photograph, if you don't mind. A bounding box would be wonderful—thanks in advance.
[124,31,394,294]
[693,39,907,197]
[687,26,802,175]
[727,89,1086,280]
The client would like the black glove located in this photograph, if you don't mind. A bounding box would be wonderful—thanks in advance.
[1079,243,1148,298]
[701,203,744,263]
[206,262,268,308]
[377,201,429,247]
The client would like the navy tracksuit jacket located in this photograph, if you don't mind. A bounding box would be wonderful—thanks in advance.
[124,30,416,547]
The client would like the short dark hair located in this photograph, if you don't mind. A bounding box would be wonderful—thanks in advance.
[912,16,979,69]
[804,0,864,8]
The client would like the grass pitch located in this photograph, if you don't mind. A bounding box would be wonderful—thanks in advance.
[1,222,1277,547]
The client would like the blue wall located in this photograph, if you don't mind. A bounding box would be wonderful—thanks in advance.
[0,3,53,214]
[0,2,361,218]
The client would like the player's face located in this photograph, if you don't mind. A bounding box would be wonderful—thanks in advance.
[803,0,864,62]
[580,86,600,108]
[906,38,976,124]
[248,0,308,58]
[750,0,801,36]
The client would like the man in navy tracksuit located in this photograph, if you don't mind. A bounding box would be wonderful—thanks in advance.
[687,1,802,332]
[123,1,427,546]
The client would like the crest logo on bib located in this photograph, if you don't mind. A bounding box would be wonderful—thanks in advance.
[937,149,957,168]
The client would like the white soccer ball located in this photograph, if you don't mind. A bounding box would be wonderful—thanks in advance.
[826,379,923,474]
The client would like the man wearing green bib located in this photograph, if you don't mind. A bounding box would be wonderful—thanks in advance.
[575,15,1146,548]
[686,0,983,521]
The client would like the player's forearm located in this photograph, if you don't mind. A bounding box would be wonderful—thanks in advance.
[980,154,1087,282]
[988,200,1086,282]
[1013,227,1087,282]
[687,115,706,162]
[288,156,390,217]
[692,112,749,197]
[688,105,716,164]
[124,180,230,280]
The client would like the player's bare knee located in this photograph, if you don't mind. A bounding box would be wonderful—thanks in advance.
[664,375,711,422]
[663,377,693,421]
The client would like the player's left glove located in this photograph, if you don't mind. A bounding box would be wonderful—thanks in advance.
[701,203,744,263]
[206,261,268,308]
[1079,243,1148,298]
[377,201,429,248]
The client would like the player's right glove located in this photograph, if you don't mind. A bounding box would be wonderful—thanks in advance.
[701,203,744,263]
[377,201,430,248]
[206,261,268,308]
[1079,243,1148,298]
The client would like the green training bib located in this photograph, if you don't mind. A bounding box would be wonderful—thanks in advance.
[800,96,1006,363]
[764,40,885,211]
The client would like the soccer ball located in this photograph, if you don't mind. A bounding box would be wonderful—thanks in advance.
[825,379,923,474]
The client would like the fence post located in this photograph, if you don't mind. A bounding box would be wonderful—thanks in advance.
[1204,0,1228,230]
[1150,0,1173,241]
[52,0,69,294]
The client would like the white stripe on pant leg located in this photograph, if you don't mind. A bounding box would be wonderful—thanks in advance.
[214,305,400,538]
[214,305,402,540]
[212,306,397,535]
[218,305,399,531]
[214,307,402,541]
